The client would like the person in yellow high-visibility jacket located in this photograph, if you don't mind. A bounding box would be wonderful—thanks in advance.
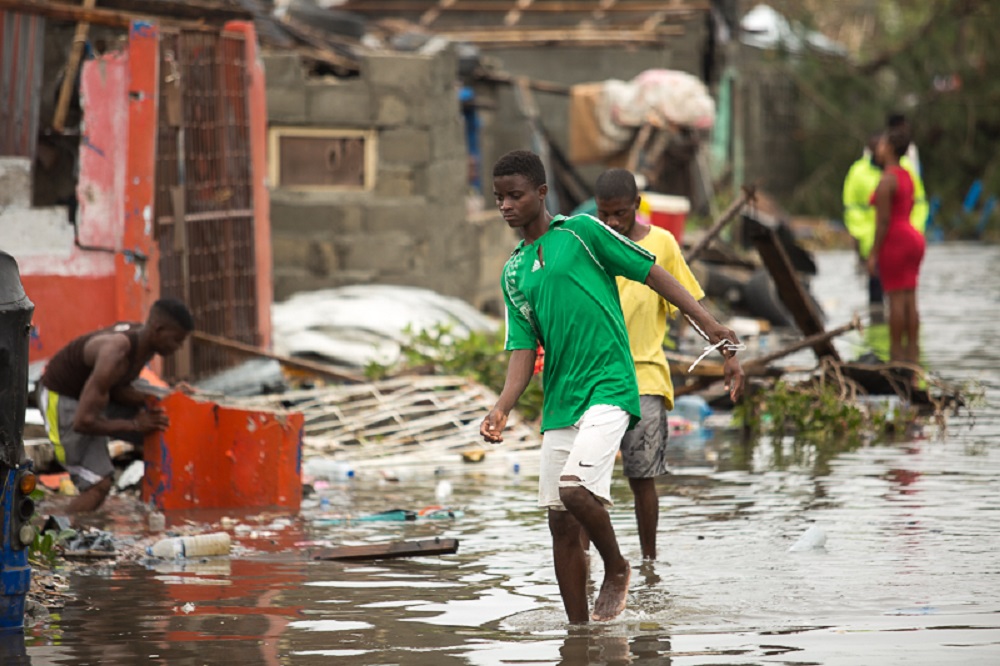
[843,133,928,317]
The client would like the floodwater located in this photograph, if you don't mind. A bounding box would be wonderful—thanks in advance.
[17,244,1000,665]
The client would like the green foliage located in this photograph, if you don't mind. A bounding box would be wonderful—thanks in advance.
[734,379,912,443]
[778,0,1000,236]
[29,528,77,569]
[366,323,545,421]
[731,379,916,474]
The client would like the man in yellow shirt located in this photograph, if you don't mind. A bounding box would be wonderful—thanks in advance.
[595,168,743,560]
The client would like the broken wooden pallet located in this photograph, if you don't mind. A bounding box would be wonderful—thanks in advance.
[231,375,539,462]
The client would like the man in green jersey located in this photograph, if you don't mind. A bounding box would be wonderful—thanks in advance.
[481,150,744,624]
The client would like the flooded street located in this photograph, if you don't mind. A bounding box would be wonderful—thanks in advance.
[20,243,1000,665]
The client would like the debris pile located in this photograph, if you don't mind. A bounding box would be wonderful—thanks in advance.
[235,375,539,466]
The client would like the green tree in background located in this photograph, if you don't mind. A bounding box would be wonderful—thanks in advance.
[769,0,998,235]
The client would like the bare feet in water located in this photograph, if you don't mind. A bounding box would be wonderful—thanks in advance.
[591,561,630,621]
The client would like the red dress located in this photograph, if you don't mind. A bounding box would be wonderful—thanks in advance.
[872,166,925,292]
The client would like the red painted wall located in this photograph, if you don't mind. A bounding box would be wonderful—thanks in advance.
[22,21,272,370]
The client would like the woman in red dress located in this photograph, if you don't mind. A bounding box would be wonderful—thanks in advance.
[867,125,926,365]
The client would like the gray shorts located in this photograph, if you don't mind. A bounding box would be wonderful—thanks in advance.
[39,387,136,491]
[620,395,670,479]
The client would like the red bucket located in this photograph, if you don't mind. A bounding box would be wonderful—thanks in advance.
[642,193,689,244]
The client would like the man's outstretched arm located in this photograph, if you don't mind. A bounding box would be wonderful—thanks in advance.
[645,265,738,348]
[646,265,746,400]
[481,348,537,443]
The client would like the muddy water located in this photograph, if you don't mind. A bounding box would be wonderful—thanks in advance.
[21,243,1000,665]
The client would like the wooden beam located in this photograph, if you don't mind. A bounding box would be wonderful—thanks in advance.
[95,0,251,23]
[418,0,456,27]
[190,330,364,384]
[683,187,752,263]
[430,26,683,46]
[0,0,218,30]
[743,214,840,361]
[311,538,460,562]
[743,316,861,371]
[343,1,707,12]
[52,0,97,133]
[277,16,361,71]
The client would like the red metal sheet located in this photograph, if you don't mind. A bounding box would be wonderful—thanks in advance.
[142,391,304,512]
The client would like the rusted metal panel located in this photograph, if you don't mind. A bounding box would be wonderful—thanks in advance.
[0,10,45,158]
[155,28,259,381]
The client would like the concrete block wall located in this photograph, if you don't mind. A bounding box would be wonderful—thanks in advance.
[264,49,491,306]
[0,158,74,257]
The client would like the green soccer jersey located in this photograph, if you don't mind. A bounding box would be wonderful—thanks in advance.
[502,214,655,432]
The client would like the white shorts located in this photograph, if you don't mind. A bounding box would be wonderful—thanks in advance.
[538,404,630,511]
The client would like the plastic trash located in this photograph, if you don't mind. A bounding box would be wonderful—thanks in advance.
[673,395,712,426]
[312,509,418,526]
[788,525,827,552]
[116,460,145,490]
[148,532,232,558]
[419,506,465,520]
[303,459,355,480]
[435,480,453,501]
[148,511,166,532]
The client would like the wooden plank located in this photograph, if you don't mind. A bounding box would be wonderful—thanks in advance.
[743,316,860,370]
[743,213,839,361]
[343,1,706,12]
[0,0,218,30]
[190,330,364,383]
[312,538,460,561]
[52,0,98,133]
[428,26,683,46]
[100,0,252,22]
[683,188,752,263]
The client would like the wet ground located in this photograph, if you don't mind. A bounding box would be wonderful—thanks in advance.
[15,243,1000,665]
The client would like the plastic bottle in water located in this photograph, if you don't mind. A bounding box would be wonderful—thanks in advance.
[673,395,712,426]
[303,458,355,480]
[148,532,232,558]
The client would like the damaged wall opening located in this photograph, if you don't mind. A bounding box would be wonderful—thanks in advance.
[31,25,127,222]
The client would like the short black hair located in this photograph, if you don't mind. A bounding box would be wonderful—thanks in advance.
[886,125,911,159]
[151,298,194,331]
[594,168,638,201]
[492,150,546,188]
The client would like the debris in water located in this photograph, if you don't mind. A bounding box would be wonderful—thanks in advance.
[788,524,827,552]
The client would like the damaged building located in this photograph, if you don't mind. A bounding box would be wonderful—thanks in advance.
[0,1,272,381]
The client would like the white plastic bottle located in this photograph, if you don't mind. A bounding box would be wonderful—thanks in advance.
[148,532,232,558]
[303,458,355,480]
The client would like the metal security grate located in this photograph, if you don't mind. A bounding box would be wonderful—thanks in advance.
[155,29,259,381]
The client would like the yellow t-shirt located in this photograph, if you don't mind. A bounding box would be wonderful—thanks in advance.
[616,225,704,410]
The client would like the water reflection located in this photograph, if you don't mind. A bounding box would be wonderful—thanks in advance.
[22,245,1000,665]
[0,631,29,666]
